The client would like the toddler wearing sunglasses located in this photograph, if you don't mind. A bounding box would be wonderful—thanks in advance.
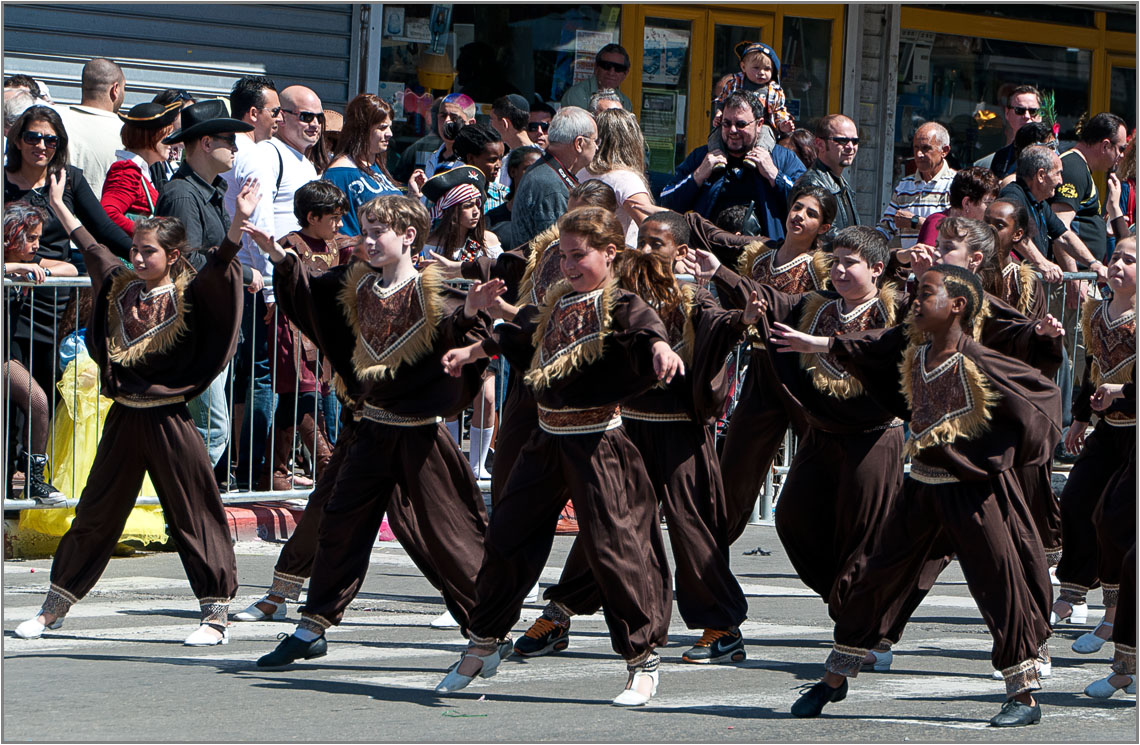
[707,41,795,159]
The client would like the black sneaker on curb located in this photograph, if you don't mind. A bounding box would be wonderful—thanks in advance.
[257,632,328,667]
[681,627,746,664]
[513,616,570,657]
[989,699,1041,727]
[25,454,65,505]
[791,679,848,718]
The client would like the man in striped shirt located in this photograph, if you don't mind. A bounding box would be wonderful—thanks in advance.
[877,122,956,249]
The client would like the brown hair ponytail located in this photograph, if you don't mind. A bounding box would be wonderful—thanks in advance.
[615,249,682,315]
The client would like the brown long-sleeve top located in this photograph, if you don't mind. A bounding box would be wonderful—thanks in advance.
[71,225,243,403]
[1073,297,1136,426]
[622,285,748,425]
[482,280,670,411]
[272,255,491,419]
[829,326,1062,483]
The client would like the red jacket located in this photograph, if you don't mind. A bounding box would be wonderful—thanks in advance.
[100,158,159,236]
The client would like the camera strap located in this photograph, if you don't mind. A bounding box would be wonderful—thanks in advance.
[540,153,578,190]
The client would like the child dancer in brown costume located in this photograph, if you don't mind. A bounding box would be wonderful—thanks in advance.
[435,207,685,705]
[245,195,501,667]
[774,265,1060,728]
[13,174,260,645]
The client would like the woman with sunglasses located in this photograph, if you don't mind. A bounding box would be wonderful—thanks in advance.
[100,101,181,236]
[3,105,131,395]
[323,94,423,237]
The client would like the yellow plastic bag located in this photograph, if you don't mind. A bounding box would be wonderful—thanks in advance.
[19,355,168,544]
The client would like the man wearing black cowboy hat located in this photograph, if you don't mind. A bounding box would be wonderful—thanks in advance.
[155,98,254,473]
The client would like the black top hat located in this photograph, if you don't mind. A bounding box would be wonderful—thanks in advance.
[118,101,181,129]
[421,164,487,202]
[162,99,253,144]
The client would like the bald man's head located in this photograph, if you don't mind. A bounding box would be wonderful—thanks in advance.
[81,58,125,111]
[278,85,324,153]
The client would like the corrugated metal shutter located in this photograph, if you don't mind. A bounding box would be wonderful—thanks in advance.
[2,3,359,109]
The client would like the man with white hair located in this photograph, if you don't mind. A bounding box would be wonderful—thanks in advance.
[510,106,597,246]
[877,121,956,248]
[588,89,624,116]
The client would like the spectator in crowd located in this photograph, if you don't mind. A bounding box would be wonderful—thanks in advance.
[877,121,955,249]
[394,96,442,182]
[998,145,1097,281]
[1050,112,1128,267]
[3,89,36,137]
[560,44,633,111]
[484,144,542,247]
[579,108,655,248]
[100,101,180,235]
[976,84,1043,178]
[490,94,535,159]
[268,86,324,237]
[315,108,342,172]
[426,92,477,177]
[660,91,805,239]
[3,202,71,505]
[221,75,285,490]
[915,166,1000,245]
[709,42,794,154]
[453,122,507,212]
[58,58,127,196]
[796,114,860,240]
[149,89,196,191]
[527,98,555,150]
[155,100,254,469]
[4,74,48,100]
[511,106,596,246]
[997,122,1058,188]
[781,128,817,169]
[324,94,414,236]
[1117,132,1136,229]
[587,88,624,116]
[4,106,131,395]
[714,204,751,234]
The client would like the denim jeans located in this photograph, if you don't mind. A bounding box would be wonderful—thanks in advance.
[320,392,341,444]
[188,365,230,467]
[233,292,276,486]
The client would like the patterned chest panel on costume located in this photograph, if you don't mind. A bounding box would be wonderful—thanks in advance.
[530,239,563,306]
[661,302,687,351]
[538,287,606,369]
[115,281,179,347]
[353,272,428,369]
[751,250,820,294]
[808,297,887,381]
[1088,301,1136,423]
[908,348,975,445]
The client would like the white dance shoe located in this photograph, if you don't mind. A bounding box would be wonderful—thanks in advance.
[184,624,230,646]
[613,654,660,706]
[435,647,502,693]
[1072,622,1112,654]
[234,597,287,622]
[1085,674,1136,698]
[14,615,63,639]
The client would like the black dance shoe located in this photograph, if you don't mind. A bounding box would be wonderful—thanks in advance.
[256,632,328,667]
[791,679,848,718]
[988,699,1041,727]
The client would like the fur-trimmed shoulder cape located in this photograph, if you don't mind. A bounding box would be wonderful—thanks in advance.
[523,278,617,391]
[737,240,830,291]
[339,262,444,381]
[517,224,561,307]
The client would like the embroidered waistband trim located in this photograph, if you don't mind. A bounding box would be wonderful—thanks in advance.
[537,405,622,435]
[113,394,186,409]
[356,403,441,428]
[621,407,692,423]
[1104,415,1137,426]
[908,460,960,485]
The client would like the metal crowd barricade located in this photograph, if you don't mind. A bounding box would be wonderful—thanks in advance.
[2,275,487,513]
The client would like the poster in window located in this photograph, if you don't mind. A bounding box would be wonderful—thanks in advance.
[643,27,689,86]
[642,88,678,172]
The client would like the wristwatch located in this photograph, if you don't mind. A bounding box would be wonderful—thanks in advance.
[909,214,920,229]
[43,267,51,277]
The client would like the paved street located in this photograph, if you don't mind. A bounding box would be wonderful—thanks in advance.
[2,523,1135,741]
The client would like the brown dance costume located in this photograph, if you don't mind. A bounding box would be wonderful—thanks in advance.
[819,322,1059,700]
[731,269,909,626]
[1055,298,1136,614]
[37,225,241,629]
[543,284,750,634]
[270,257,493,638]
[464,279,675,664]
[714,242,831,541]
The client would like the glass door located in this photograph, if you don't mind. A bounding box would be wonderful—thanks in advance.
[1109,54,1136,132]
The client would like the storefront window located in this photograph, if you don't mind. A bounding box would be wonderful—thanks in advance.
[377,4,622,168]
[1111,65,1136,132]
[780,17,832,127]
[894,30,1091,180]
[641,17,693,181]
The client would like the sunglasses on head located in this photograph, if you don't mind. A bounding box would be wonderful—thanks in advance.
[283,108,325,124]
[597,60,629,73]
[1009,106,1041,117]
[21,131,59,148]
[527,121,550,133]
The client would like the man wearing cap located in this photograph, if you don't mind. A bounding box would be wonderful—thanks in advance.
[426,93,477,178]
[560,44,633,112]
[156,99,255,470]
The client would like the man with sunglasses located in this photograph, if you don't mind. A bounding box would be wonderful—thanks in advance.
[559,44,633,112]
[977,85,1043,178]
[526,99,556,150]
[797,114,861,242]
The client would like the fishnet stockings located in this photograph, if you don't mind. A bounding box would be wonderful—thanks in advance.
[3,360,49,452]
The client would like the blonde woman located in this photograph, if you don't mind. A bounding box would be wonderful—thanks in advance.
[577,108,656,247]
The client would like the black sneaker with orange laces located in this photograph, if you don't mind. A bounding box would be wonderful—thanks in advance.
[513,615,571,657]
[681,627,746,664]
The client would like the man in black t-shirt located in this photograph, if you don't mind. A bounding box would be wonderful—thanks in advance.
[1050,112,1128,266]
